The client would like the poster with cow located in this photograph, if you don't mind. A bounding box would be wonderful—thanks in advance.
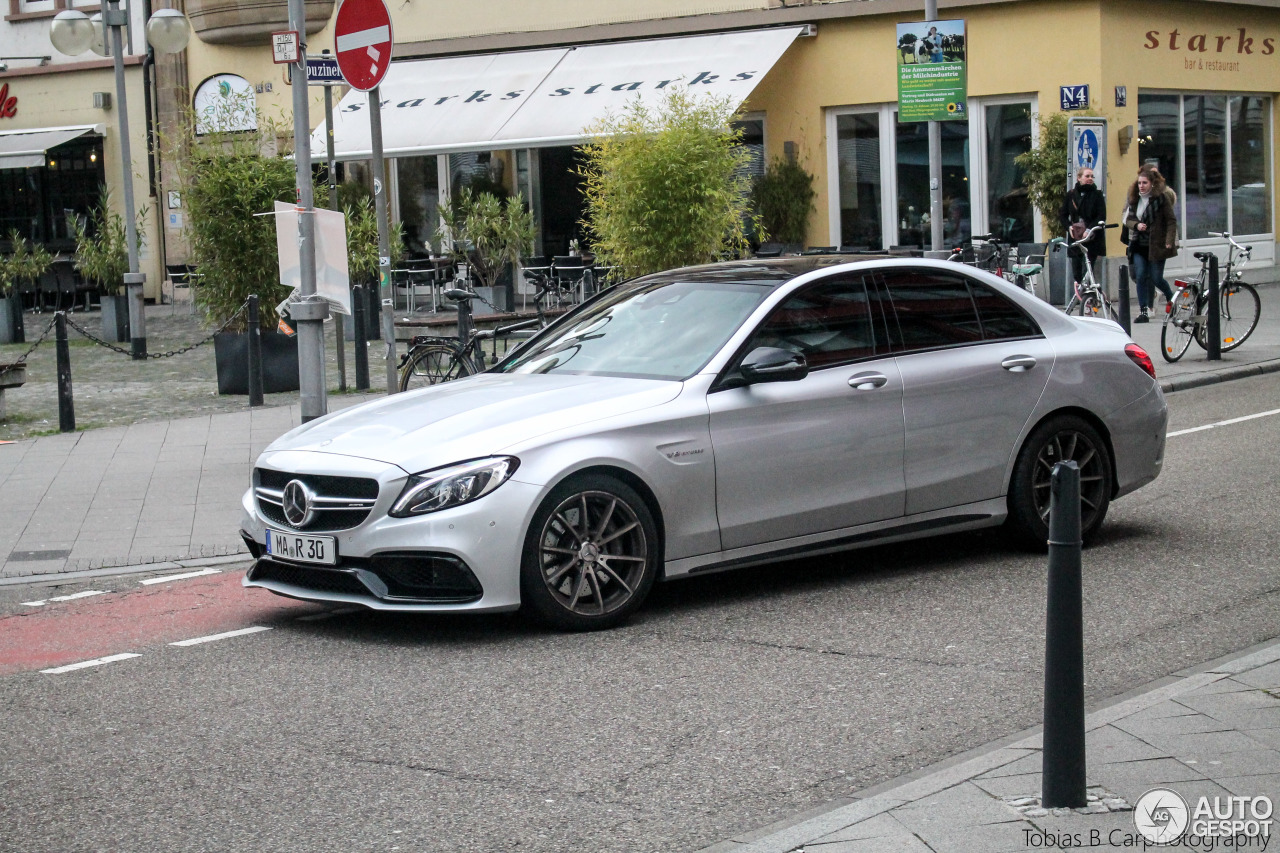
[896,19,967,122]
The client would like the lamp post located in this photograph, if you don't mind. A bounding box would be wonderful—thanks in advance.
[51,3,190,360]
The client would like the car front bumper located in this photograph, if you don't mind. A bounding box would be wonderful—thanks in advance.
[239,450,542,612]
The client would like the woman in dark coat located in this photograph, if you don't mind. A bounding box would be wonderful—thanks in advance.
[1060,167,1107,287]
[1124,166,1178,322]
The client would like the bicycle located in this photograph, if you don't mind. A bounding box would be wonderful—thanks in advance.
[1062,222,1119,319]
[952,234,1040,294]
[1160,232,1261,363]
[397,271,557,392]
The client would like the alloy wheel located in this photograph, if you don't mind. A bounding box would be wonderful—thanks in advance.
[535,489,650,618]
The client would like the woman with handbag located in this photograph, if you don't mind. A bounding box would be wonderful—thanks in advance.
[1060,167,1107,288]
[1124,165,1178,323]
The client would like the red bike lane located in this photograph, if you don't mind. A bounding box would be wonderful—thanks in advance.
[0,571,321,675]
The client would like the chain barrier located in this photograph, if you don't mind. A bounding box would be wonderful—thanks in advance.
[62,300,250,359]
[1,315,59,371]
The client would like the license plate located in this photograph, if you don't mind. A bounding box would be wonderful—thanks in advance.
[264,529,336,566]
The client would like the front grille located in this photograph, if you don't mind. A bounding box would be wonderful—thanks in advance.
[370,552,483,602]
[254,467,380,532]
[249,560,370,596]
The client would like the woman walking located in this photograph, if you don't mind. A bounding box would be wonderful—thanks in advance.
[1124,166,1178,323]
[1060,167,1107,288]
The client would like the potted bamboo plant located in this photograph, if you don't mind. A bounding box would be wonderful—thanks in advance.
[437,187,536,312]
[73,190,145,343]
[0,229,53,345]
[175,95,302,394]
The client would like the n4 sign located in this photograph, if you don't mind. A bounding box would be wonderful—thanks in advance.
[334,0,393,92]
[1060,84,1090,111]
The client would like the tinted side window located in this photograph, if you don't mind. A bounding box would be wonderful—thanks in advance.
[970,283,1042,340]
[747,276,879,368]
[882,270,982,350]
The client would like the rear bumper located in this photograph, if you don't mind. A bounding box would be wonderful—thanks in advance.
[1107,383,1167,499]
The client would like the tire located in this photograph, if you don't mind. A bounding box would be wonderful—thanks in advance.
[398,343,474,392]
[1160,287,1197,362]
[1080,294,1103,317]
[520,474,660,631]
[1194,281,1260,353]
[1005,415,1113,551]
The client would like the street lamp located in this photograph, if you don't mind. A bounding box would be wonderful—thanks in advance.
[51,2,190,360]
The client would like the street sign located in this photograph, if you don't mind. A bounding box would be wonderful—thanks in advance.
[1060,84,1090,111]
[334,0,393,92]
[306,55,345,86]
[272,30,299,65]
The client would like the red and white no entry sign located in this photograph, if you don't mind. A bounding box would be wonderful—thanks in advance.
[334,0,393,92]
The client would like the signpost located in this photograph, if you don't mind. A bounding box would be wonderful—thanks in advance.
[335,0,397,393]
[310,49,347,391]
[1067,117,1108,192]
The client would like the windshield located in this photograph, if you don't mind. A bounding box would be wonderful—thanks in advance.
[494,280,773,380]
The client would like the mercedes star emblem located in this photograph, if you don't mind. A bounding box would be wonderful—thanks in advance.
[281,479,315,528]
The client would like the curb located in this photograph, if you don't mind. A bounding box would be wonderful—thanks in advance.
[1159,356,1280,393]
[0,553,254,587]
[697,636,1280,853]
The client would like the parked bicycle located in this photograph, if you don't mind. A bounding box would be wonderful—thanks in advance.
[951,234,1040,294]
[1160,232,1261,363]
[398,271,557,392]
[1062,222,1119,319]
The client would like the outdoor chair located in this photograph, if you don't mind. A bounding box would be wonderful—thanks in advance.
[552,255,586,303]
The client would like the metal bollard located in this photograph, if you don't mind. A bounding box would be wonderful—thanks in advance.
[1117,264,1132,336]
[247,295,264,407]
[55,312,75,433]
[335,303,347,393]
[1207,254,1221,361]
[353,285,370,391]
[1042,459,1086,808]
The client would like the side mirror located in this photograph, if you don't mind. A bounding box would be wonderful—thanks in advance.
[739,346,808,384]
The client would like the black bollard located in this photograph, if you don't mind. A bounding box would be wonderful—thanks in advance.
[1206,254,1221,361]
[353,285,370,391]
[335,303,347,393]
[1117,264,1132,336]
[247,295,264,407]
[55,312,75,433]
[1042,460,1086,808]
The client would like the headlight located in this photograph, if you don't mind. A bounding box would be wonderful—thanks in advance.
[389,457,519,517]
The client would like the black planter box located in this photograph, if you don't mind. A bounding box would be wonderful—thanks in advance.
[100,294,130,343]
[213,330,300,395]
[0,296,23,345]
[340,285,381,341]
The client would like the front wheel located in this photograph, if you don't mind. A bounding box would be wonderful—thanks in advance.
[1005,415,1113,551]
[399,343,475,392]
[1194,281,1260,353]
[520,474,660,631]
[1161,287,1198,362]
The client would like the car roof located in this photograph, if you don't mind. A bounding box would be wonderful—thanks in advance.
[631,255,897,288]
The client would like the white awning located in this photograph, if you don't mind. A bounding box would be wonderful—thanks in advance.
[312,27,803,161]
[0,125,102,170]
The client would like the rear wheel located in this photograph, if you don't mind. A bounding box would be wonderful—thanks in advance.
[520,474,660,631]
[1194,281,1260,352]
[1160,287,1198,362]
[1080,294,1104,317]
[399,343,474,392]
[1006,415,1113,551]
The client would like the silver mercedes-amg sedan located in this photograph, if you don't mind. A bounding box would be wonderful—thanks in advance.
[240,256,1166,630]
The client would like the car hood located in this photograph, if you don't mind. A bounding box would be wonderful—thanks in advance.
[265,373,682,472]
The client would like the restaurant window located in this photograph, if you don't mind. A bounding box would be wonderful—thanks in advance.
[1138,93,1272,239]
[834,112,883,250]
[0,137,103,249]
[395,155,440,256]
[896,114,970,247]
[983,102,1033,243]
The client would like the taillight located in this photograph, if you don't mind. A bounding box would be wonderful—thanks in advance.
[1125,343,1156,379]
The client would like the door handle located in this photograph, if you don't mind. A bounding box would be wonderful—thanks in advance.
[847,372,888,390]
[1001,355,1037,372]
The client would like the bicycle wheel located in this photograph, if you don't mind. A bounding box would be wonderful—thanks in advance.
[1080,294,1104,317]
[398,343,475,392]
[1160,287,1198,363]
[1194,281,1260,352]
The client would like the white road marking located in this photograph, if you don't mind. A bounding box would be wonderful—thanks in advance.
[41,653,141,674]
[295,606,362,622]
[139,568,221,585]
[1168,406,1280,438]
[21,590,107,607]
[169,626,272,647]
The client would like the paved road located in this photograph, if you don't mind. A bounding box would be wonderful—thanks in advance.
[2,374,1279,852]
